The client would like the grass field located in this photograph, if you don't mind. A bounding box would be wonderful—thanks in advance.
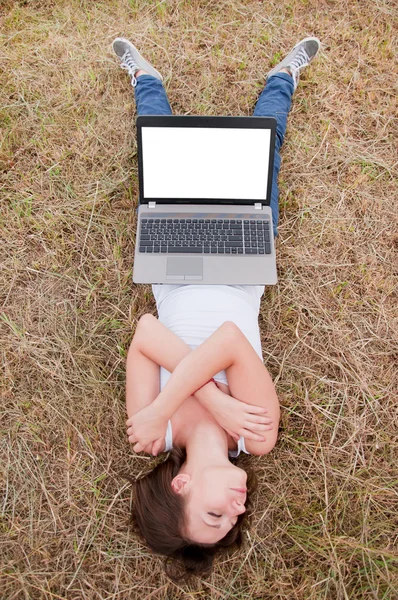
[1,0,397,598]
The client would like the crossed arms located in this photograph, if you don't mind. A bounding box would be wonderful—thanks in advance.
[126,313,280,456]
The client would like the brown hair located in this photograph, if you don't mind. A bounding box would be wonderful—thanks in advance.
[124,447,257,581]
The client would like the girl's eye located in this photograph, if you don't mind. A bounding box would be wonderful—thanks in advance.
[208,512,222,518]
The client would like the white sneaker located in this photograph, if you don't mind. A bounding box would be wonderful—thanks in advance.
[266,37,321,91]
[112,38,163,87]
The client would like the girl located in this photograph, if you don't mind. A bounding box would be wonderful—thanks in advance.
[114,36,321,578]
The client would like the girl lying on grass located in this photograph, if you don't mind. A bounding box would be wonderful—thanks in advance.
[114,35,321,579]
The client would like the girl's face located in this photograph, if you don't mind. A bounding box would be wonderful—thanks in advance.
[173,464,247,544]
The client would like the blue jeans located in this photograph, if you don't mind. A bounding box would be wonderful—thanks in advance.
[134,72,294,236]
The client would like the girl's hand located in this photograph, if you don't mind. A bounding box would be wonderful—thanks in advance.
[206,386,274,442]
[126,403,168,455]
[136,440,166,456]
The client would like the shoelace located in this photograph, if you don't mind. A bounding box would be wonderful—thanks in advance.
[120,51,139,87]
[289,48,310,85]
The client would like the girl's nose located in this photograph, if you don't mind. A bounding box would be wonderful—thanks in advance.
[232,500,246,515]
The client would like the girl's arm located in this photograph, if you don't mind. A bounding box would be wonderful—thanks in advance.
[147,319,280,455]
[127,314,277,455]
[126,313,218,420]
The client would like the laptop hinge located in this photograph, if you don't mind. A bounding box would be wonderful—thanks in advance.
[254,203,262,210]
[148,202,156,208]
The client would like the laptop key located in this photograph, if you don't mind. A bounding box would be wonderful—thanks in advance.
[211,247,217,253]
[140,235,150,240]
[146,247,153,252]
[204,247,210,253]
[265,243,271,254]
[168,246,202,253]
[217,247,225,253]
[228,236,243,242]
[139,246,146,252]
[225,242,242,248]
[238,248,243,253]
[154,247,160,252]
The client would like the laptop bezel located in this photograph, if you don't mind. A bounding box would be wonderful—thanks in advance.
[136,115,277,207]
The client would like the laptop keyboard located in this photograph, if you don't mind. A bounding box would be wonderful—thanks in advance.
[138,217,272,255]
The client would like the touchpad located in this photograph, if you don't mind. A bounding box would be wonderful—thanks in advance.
[166,257,203,279]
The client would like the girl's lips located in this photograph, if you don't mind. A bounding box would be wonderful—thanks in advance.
[230,488,247,494]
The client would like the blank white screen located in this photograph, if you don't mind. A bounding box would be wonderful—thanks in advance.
[141,127,271,200]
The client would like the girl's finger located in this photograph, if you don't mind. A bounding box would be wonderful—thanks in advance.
[127,426,134,435]
[245,422,273,432]
[128,434,137,443]
[246,405,268,414]
[133,442,144,453]
[152,438,164,457]
[242,428,267,442]
[225,428,239,442]
[245,415,273,425]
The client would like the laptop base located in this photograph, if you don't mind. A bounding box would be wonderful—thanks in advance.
[133,204,277,285]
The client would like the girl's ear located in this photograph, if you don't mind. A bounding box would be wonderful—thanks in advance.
[171,473,190,495]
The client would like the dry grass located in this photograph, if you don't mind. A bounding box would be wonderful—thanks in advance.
[1,0,397,597]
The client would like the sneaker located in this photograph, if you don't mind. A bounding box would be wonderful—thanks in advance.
[266,37,321,91]
[112,37,163,87]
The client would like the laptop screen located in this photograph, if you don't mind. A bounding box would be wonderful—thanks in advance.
[141,126,271,201]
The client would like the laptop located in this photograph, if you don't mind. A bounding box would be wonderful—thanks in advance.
[133,115,277,285]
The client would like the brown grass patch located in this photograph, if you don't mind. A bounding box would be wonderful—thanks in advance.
[1,0,397,598]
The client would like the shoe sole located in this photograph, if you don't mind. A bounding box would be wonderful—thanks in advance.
[266,36,321,81]
[112,37,163,81]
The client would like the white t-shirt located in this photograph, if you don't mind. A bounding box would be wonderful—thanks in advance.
[152,283,265,457]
